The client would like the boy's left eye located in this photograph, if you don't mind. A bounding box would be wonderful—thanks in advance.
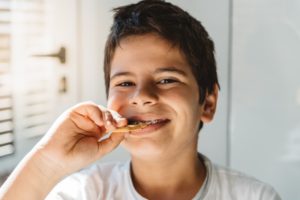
[158,79,178,84]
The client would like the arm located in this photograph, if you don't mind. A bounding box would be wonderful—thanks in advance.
[0,150,63,199]
[0,102,127,200]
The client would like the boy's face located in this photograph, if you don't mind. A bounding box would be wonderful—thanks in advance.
[107,34,217,159]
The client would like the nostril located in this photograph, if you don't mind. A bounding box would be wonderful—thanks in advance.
[143,101,152,105]
[129,87,158,106]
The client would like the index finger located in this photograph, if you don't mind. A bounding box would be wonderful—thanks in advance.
[72,102,105,127]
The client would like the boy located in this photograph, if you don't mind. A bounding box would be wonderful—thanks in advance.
[0,0,281,199]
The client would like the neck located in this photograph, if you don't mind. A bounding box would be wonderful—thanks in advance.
[130,150,206,200]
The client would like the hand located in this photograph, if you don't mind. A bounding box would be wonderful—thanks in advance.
[34,101,127,176]
[0,102,127,200]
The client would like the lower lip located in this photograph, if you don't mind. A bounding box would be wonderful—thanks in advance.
[128,120,170,136]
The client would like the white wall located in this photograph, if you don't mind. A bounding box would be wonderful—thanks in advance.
[79,0,230,165]
[231,0,300,199]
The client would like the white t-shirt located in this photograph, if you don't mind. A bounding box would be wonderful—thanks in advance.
[46,154,281,200]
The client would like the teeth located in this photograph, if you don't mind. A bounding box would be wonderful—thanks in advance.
[147,119,161,124]
[129,119,163,125]
[153,119,159,124]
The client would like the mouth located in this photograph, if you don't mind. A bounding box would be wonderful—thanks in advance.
[115,118,170,134]
[128,118,169,126]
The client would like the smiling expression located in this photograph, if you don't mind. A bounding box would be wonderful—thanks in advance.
[107,33,210,158]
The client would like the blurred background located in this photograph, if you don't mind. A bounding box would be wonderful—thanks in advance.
[0,0,299,199]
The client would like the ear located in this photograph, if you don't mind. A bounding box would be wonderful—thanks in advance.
[200,84,218,123]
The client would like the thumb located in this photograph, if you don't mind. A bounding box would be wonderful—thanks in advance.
[96,132,125,158]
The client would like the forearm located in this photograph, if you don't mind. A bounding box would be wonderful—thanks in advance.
[0,150,64,200]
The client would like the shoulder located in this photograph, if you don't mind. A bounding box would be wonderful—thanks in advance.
[46,161,129,200]
[63,161,128,188]
[201,155,281,200]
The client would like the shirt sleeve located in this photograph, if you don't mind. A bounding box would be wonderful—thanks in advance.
[45,171,102,200]
[45,175,84,200]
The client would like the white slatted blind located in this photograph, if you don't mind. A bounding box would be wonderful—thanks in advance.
[11,0,54,138]
[0,0,55,157]
[0,0,14,157]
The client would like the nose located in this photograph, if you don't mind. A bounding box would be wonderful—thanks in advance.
[129,84,158,106]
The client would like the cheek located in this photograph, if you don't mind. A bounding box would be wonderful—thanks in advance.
[162,89,196,114]
[107,91,127,111]
[164,86,199,106]
[163,87,201,126]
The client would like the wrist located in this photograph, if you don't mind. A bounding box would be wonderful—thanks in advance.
[29,147,68,182]
[0,149,65,199]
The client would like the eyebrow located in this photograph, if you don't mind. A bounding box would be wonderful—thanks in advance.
[110,66,187,81]
[110,71,134,81]
[154,66,187,76]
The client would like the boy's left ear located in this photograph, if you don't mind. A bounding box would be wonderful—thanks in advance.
[200,84,218,123]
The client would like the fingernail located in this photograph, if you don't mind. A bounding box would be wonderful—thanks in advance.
[117,118,127,126]
[116,117,126,122]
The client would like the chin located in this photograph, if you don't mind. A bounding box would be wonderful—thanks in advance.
[121,139,166,160]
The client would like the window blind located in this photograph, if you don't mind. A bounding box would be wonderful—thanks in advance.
[0,0,52,157]
[0,0,14,157]
[11,0,53,138]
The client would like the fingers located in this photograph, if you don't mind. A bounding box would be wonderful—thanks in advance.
[72,102,104,127]
[96,132,125,157]
[103,109,127,130]
[66,101,128,157]
[69,102,127,135]
[35,102,127,175]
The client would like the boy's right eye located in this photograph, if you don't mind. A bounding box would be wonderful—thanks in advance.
[116,81,135,87]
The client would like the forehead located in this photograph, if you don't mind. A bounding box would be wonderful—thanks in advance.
[110,34,190,75]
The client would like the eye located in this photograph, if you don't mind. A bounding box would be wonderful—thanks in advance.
[158,79,178,84]
[116,81,135,87]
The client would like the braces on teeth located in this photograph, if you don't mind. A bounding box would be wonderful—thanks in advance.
[129,119,162,125]
[113,119,165,132]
